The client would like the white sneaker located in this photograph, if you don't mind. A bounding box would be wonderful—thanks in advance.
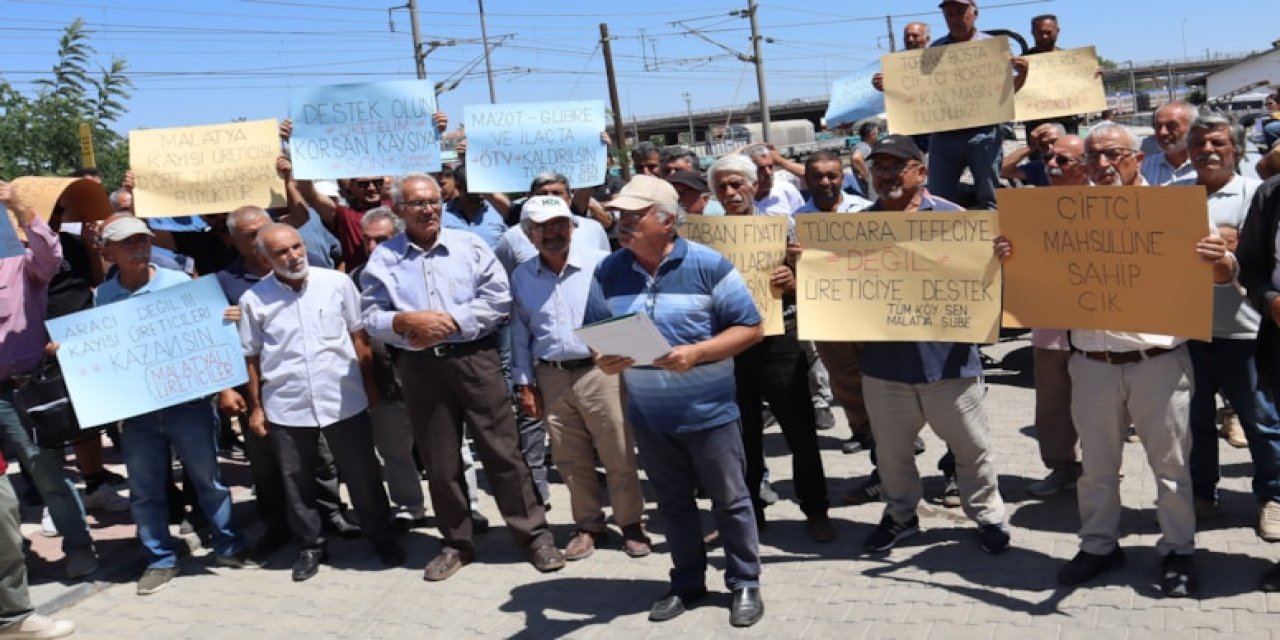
[39,508,58,538]
[1260,501,1280,542]
[82,485,131,512]
[0,613,76,639]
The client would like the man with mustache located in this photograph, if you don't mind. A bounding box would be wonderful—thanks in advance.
[360,174,563,581]
[854,135,1010,555]
[510,196,649,562]
[93,216,255,595]
[995,124,1230,597]
[1026,135,1088,498]
[1140,102,1198,186]
[1171,116,1280,532]
[239,223,401,582]
[588,175,765,627]
[710,154,834,542]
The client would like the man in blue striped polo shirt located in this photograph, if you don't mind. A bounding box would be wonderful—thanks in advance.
[585,175,765,628]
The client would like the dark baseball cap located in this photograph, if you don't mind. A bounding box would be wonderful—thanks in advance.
[665,170,709,194]
[868,135,926,163]
[939,0,977,7]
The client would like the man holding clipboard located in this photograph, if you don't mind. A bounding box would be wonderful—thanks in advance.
[583,175,765,628]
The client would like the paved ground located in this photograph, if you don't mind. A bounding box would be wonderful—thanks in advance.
[18,333,1280,638]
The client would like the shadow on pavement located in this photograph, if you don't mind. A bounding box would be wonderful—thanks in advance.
[500,576,666,638]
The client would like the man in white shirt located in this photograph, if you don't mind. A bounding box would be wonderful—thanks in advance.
[240,223,400,582]
[1139,101,1198,186]
[748,146,804,215]
[994,149,1230,598]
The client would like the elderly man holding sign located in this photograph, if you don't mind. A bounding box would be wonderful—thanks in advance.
[587,175,765,627]
[92,216,254,596]
[708,154,835,542]
[995,129,1231,596]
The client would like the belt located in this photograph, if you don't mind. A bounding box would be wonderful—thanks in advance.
[1079,346,1175,365]
[536,357,595,371]
[423,333,499,358]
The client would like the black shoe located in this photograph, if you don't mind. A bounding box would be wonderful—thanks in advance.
[977,524,1010,554]
[1160,553,1195,598]
[324,517,362,540]
[729,587,764,627]
[863,514,920,553]
[648,587,708,622]
[842,436,874,455]
[841,476,883,506]
[1260,562,1280,592]
[471,510,490,534]
[291,549,325,582]
[375,540,406,567]
[1058,548,1125,586]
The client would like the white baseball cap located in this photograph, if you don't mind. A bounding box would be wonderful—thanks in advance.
[522,196,573,224]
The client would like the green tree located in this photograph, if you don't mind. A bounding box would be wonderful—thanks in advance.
[0,19,132,187]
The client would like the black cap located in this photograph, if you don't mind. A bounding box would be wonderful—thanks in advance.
[665,170,709,194]
[868,135,925,163]
[939,0,976,7]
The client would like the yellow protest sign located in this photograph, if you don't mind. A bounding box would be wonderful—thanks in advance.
[882,36,1014,136]
[78,123,96,169]
[795,211,1001,343]
[996,186,1213,340]
[680,214,787,337]
[1014,46,1107,122]
[130,119,284,218]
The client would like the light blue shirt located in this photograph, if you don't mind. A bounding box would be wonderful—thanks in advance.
[359,228,510,350]
[239,268,367,427]
[494,216,611,275]
[510,245,609,386]
[95,264,191,306]
[1140,152,1195,186]
[442,199,507,250]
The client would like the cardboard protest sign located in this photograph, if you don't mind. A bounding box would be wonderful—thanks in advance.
[681,214,787,336]
[824,62,885,128]
[996,186,1213,340]
[881,36,1015,135]
[289,79,442,179]
[1014,46,1107,122]
[795,211,1001,343]
[46,276,249,427]
[130,119,284,218]
[0,204,22,259]
[11,177,113,223]
[464,100,607,193]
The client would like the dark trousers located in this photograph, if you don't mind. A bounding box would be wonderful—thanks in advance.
[397,343,551,553]
[735,335,829,518]
[1190,338,1280,502]
[267,411,392,548]
[498,324,550,503]
[633,420,760,592]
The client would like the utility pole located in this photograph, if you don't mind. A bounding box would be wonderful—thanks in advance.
[600,23,630,180]
[683,92,695,145]
[747,0,770,143]
[477,0,497,103]
[407,0,426,79]
[885,15,896,52]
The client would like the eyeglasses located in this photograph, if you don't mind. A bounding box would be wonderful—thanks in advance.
[1048,154,1081,166]
[870,161,921,176]
[398,199,442,212]
[1085,148,1135,163]
[352,179,384,189]
[615,207,653,224]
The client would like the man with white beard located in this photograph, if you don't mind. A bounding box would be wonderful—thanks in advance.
[240,223,401,582]
[1140,102,1198,186]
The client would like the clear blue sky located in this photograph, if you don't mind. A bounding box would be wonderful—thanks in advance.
[1,0,1274,134]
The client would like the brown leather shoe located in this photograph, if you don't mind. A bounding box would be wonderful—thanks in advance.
[423,548,473,582]
[806,516,837,543]
[563,531,602,561]
[529,544,566,572]
[621,523,652,558]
